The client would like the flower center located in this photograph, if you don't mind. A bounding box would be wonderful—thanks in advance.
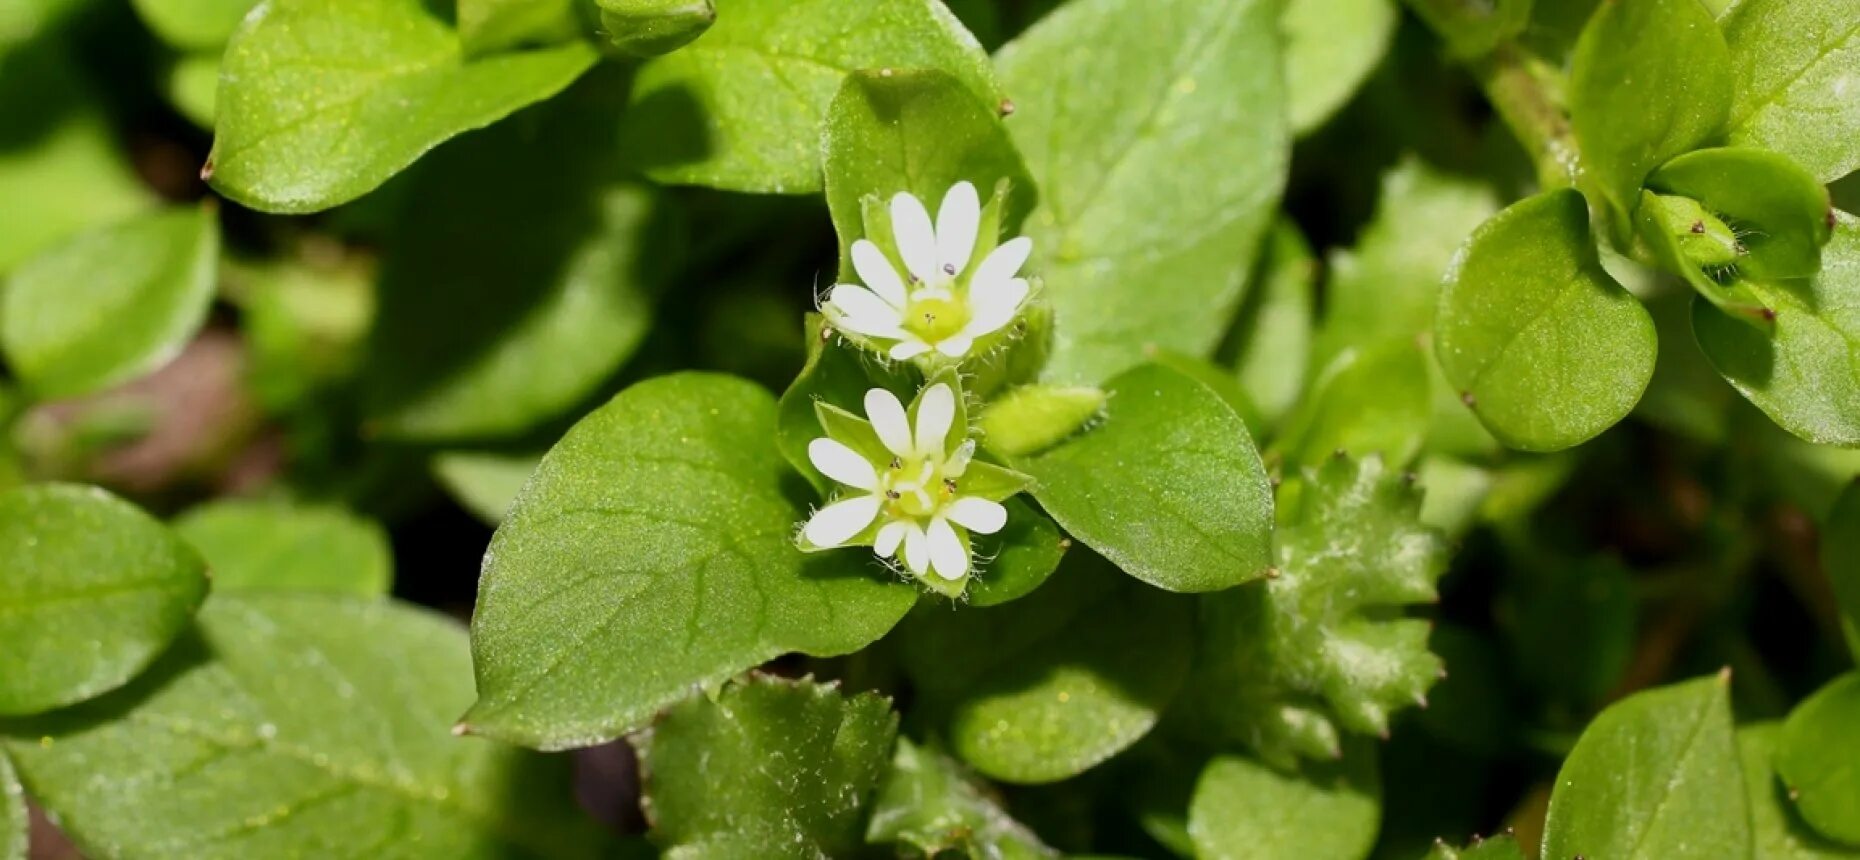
[881,457,958,520]
[903,290,970,344]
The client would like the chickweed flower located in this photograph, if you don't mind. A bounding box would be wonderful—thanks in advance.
[823,181,1034,362]
[797,375,1032,595]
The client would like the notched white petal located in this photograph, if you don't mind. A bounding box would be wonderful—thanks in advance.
[803,495,881,548]
[964,277,1030,338]
[875,521,908,558]
[934,335,974,358]
[926,516,968,581]
[864,388,914,457]
[890,192,939,284]
[945,497,1007,535]
[851,240,907,308]
[972,236,1032,290]
[936,181,981,276]
[807,438,878,491]
[903,522,930,575]
[914,383,955,454]
[889,339,932,360]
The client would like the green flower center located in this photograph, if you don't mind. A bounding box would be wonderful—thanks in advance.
[903,292,969,343]
[881,456,956,519]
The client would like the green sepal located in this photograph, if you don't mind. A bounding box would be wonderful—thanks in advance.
[816,402,895,467]
[596,0,715,57]
[956,460,1034,503]
[1646,146,1833,282]
[1636,190,1778,330]
[978,383,1107,457]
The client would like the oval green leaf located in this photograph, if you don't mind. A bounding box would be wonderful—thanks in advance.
[1741,723,1860,859]
[173,500,392,597]
[1776,674,1860,846]
[636,676,897,859]
[0,483,207,716]
[465,373,919,750]
[208,0,596,213]
[1015,362,1274,592]
[1436,189,1657,452]
[619,0,1000,194]
[1233,220,1317,429]
[1272,338,1433,470]
[1693,211,1860,446]
[1724,0,1860,183]
[866,739,1058,858]
[1,594,607,859]
[129,0,254,50]
[1568,0,1732,221]
[997,0,1288,385]
[1283,0,1396,134]
[1541,672,1749,860]
[2,205,218,399]
[1188,749,1380,860]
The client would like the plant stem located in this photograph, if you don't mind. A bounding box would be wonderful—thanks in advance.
[1471,43,1581,191]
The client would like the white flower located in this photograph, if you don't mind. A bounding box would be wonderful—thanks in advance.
[823,181,1034,362]
[798,381,1028,590]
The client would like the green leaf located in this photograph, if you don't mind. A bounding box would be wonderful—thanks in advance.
[173,500,392,597]
[899,556,1194,784]
[465,373,918,750]
[966,497,1068,607]
[1436,189,1657,452]
[1425,833,1528,860]
[0,753,21,860]
[1403,0,1532,58]
[619,0,1000,194]
[363,73,671,441]
[1283,0,1396,133]
[457,0,579,55]
[1014,362,1274,592]
[1233,220,1317,428]
[1646,147,1833,282]
[866,738,1059,859]
[1542,672,1750,860]
[1,594,606,859]
[2,205,218,399]
[998,0,1288,385]
[1776,674,1860,846]
[635,675,897,859]
[822,67,1034,270]
[1723,0,1860,183]
[0,39,153,274]
[1693,211,1860,445]
[165,52,221,128]
[1176,455,1447,766]
[977,384,1106,457]
[1568,0,1732,223]
[1187,749,1381,860]
[128,0,255,49]
[1827,480,1860,658]
[596,0,716,57]
[1500,554,1635,709]
[778,315,919,495]
[1741,723,1860,859]
[1315,158,1501,365]
[207,0,596,213]
[1272,338,1433,469]
[432,449,543,525]
[0,483,207,716]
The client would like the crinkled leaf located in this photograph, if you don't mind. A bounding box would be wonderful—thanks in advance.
[1282,0,1396,133]
[0,33,151,274]
[2,205,217,399]
[1542,673,1749,860]
[1775,674,1860,846]
[635,675,897,859]
[1014,362,1274,592]
[1827,480,1860,658]
[363,72,671,441]
[432,449,544,525]
[866,738,1058,859]
[1741,723,1860,859]
[173,499,392,597]
[822,67,1033,274]
[0,594,607,859]
[1436,189,1657,452]
[1187,748,1380,860]
[1568,0,1732,223]
[129,0,254,49]
[1693,211,1860,446]
[998,0,1288,385]
[0,483,207,716]
[1177,455,1448,766]
[465,373,918,750]
[0,752,20,860]
[898,556,1193,784]
[207,0,596,213]
[1272,339,1433,470]
[1232,220,1316,429]
[619,0,1000,194]
[1724,0,1860,183]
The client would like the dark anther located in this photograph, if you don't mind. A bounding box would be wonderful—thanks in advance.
[943,478,958,493]
[1689,220,1705,234]
[889,457,902,470]
[885,490,901,500]
[943,263,957,275]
